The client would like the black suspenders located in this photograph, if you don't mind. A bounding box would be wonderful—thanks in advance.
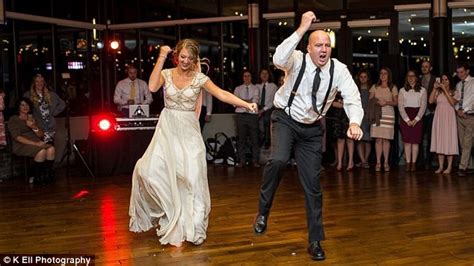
[286,54,307,110]
[284,53,335,121]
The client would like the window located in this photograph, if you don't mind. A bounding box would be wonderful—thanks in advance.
[352,26,389,75]
[398,9,430,72]
[451,7,474,63]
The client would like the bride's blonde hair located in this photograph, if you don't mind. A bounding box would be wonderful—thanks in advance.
[173,39,200,71]
[171,38,211,74]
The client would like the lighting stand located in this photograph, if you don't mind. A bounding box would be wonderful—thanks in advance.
[59,78,95,178]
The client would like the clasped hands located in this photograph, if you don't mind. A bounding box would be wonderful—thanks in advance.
[406,119,419,127]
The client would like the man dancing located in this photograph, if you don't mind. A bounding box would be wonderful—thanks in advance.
[253,11,364,261]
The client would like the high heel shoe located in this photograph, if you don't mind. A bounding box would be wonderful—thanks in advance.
[375,163,381,172]
[384,164,391,172]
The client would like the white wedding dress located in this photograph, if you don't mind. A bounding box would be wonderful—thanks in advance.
[129,69,211,246]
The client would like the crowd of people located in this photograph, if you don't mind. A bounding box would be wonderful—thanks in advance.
[319,61,472,176]
[1,74,65,185]
[229,60,473,178]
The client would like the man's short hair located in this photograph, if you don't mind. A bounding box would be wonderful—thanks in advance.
[421,60,431,66]
[456,62,470,71]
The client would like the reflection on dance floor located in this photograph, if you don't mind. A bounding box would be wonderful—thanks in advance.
[0,166,472,264]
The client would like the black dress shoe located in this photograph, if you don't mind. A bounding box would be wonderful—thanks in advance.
[307,241,325,261]
[457,169,467,177]
[253,214,267,234]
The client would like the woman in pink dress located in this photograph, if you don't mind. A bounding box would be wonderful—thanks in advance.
[429,74,458,174]
[369,67,398,172]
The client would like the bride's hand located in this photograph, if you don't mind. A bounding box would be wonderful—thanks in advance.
[159,46,172,58]
[247,103,258,113]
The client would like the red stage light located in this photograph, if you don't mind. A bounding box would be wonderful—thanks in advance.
[91,113,116,133]
[99,119,112,131]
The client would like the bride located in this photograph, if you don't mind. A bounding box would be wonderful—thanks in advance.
[129,39,258,247]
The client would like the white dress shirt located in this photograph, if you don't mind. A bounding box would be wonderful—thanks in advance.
[398,87,427,122]
[114,78,153,109]
[234,83,259,113]
[454,75,474,113]
[272,32,363,125]
[257,82,278,111]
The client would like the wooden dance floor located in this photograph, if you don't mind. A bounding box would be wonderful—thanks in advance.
[1,165,474,265]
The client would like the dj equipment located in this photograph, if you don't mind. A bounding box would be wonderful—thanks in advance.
[115,117,159,131]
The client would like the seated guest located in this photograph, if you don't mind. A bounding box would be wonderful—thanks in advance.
[114,65,153,116]
[8,98,56,184]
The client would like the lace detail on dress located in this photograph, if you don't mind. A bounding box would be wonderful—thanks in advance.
[162,69,209,111]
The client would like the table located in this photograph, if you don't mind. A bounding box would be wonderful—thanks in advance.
[87,130,154,176]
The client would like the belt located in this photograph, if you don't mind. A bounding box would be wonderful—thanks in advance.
[275,108,321,128]
[236,112,257,115]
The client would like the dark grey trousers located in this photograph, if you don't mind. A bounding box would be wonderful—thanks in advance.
[236,113,260,163]
[258,109,325,242]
